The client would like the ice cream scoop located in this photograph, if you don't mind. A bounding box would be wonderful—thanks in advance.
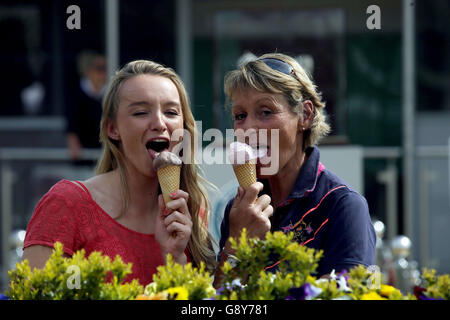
[153,151,182,204]
[228,141,260,165]
[153,150,182,170]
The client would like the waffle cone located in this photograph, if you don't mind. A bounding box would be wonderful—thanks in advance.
[232,161,257,190]
[157,165,181,204]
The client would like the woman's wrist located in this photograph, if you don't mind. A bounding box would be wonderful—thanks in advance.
[173,252,187,265]
[162,250,187,265]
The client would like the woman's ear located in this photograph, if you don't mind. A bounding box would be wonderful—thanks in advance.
[299,100,314,131]
[107,120,120,141]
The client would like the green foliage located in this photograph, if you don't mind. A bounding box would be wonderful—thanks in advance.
[346,265,373,299]
[144,254,215,300]
[7,235,448,301]
[421,268,450,300]
[314,276,348,300]
[345,265,413,300]
[7,242,143,300]
[218,229,323,300]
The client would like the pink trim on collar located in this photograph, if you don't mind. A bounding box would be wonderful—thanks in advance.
[304,162,325,197]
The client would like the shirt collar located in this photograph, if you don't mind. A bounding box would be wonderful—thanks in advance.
[289,146,321,199]
[80,78,105,101]
[260,146,321,202]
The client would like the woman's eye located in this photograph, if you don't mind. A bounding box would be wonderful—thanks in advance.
[165,110,180,116]
[133,111,147,116]
[261,108,273,117]
[234,113,246,121]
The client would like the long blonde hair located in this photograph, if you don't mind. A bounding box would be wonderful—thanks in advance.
[224,53,330,150]
[96,60,217,271]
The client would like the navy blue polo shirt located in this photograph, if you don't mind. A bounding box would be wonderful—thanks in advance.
[219,146,376,277]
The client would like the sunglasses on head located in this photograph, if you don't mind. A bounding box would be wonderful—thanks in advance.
[258,58,295,77]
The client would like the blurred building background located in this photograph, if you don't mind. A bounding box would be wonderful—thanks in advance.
[0,0,449,291]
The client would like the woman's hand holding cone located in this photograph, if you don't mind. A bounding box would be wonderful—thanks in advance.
[155,190,192,265]
[225,182,273,254]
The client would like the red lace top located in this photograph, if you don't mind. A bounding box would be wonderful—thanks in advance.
[24,179,169,286]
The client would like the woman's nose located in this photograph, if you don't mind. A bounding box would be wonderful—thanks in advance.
[150,110,167,132]
[236,116,259,144]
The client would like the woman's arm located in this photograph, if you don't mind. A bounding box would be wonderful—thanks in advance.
[22,245,71,270]
[319,191,376,275]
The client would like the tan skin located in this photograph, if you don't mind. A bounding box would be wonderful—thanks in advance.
[23,74,192,269]
[213,88,314,286]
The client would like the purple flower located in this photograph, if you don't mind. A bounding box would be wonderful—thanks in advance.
[286,283,322,300]
[336,275,351,292]
[216,287,225,295]
[417,294,443,300]
[0,294,9,300]
[337,269,349,281]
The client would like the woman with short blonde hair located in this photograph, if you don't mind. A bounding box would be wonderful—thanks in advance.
[216,53,375,280]
[225,53,330,151]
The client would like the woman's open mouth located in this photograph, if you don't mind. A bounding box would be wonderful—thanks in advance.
[146,138,170,159]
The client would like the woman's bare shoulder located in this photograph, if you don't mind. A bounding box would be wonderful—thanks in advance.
[80,171,121,217]
[80,171,120,192]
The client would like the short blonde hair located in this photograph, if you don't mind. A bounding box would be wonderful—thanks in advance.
[224,53,330,150]
[96,60,217,271]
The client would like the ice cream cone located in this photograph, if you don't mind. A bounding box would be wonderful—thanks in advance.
[157,164,181,204]
[232,160,256,190]
[153,151,182,204]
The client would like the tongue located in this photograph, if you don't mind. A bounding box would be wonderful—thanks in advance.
[148,148,158,159]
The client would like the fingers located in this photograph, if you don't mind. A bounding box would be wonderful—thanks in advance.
[164,211,192,239]
[254,194,271,211]
[228,183,272,241]
[163,210,192,229]
[237,186,244,199]
[241,182,264,204]
[165,199,190,220]
[261,204,274,219]
[162,190,193,234]
[162,190,190,219]
[169,189,189,202]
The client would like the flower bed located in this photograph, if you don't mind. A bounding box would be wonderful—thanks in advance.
[5,230,449,300]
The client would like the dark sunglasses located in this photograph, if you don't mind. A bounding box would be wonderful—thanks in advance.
[259,58,296,77]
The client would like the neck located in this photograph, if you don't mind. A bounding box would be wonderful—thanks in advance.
[268,150,306,208]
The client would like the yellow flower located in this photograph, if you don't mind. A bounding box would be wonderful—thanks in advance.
[360,292,387,300]
[136,292,168,300]
[379,285,399,298]
[164,287,189,300]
